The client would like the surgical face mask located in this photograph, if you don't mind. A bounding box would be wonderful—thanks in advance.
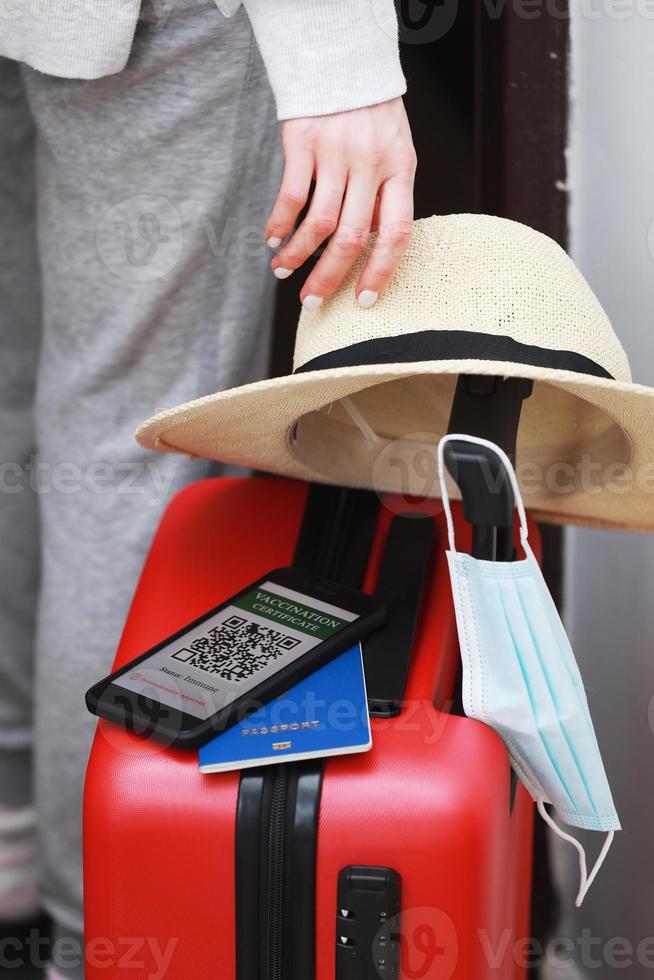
[438,434,620,906]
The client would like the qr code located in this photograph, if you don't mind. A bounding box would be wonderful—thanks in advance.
[172,615,301,682]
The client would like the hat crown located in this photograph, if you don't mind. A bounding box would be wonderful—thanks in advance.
[293,214,631,384]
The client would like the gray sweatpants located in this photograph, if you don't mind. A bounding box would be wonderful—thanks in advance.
[0,0,281,969]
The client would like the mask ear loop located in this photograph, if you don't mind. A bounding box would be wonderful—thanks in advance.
[340,396,382,449]
[437,433,531,558]
[436,436,458,553]
[537,800,614,907]
[577,829,615,906]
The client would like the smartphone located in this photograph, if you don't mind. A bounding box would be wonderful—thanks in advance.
[86,566,385,749]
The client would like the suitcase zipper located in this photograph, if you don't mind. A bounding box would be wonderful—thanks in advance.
[265,764,288,980]
[261,486,380,980]
[236,486,381,980]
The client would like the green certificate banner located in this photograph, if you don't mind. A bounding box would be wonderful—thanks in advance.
[235,588,349,640]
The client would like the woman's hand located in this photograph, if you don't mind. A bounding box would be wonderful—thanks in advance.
[265,97,416,310]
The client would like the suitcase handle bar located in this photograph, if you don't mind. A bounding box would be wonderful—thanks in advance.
[445,374,532,560]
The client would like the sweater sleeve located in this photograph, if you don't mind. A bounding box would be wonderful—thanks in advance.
[215,0,407,121]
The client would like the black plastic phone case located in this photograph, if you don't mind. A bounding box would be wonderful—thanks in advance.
[85,566,385,748]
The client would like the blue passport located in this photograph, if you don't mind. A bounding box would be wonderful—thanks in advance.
[198,643,371,773]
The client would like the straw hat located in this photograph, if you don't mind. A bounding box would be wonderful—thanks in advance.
[136,214,654,532]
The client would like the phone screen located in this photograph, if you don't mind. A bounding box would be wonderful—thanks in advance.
[112,580,359,721]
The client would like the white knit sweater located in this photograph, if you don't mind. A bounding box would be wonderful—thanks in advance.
[0,0,407,120]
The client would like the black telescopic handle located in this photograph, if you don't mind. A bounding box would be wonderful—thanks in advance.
[445,374,533,561]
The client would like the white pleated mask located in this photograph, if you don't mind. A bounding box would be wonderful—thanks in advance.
[438,434,620,907]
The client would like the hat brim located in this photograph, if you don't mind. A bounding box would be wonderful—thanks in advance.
[136,358,654,533]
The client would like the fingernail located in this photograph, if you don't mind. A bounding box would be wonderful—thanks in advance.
[357,290,378,309]
[267,236,282,248]
[302,295,323,310]
[273,267,293,280]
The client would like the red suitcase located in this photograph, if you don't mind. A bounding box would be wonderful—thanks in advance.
[83,473,537,980]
